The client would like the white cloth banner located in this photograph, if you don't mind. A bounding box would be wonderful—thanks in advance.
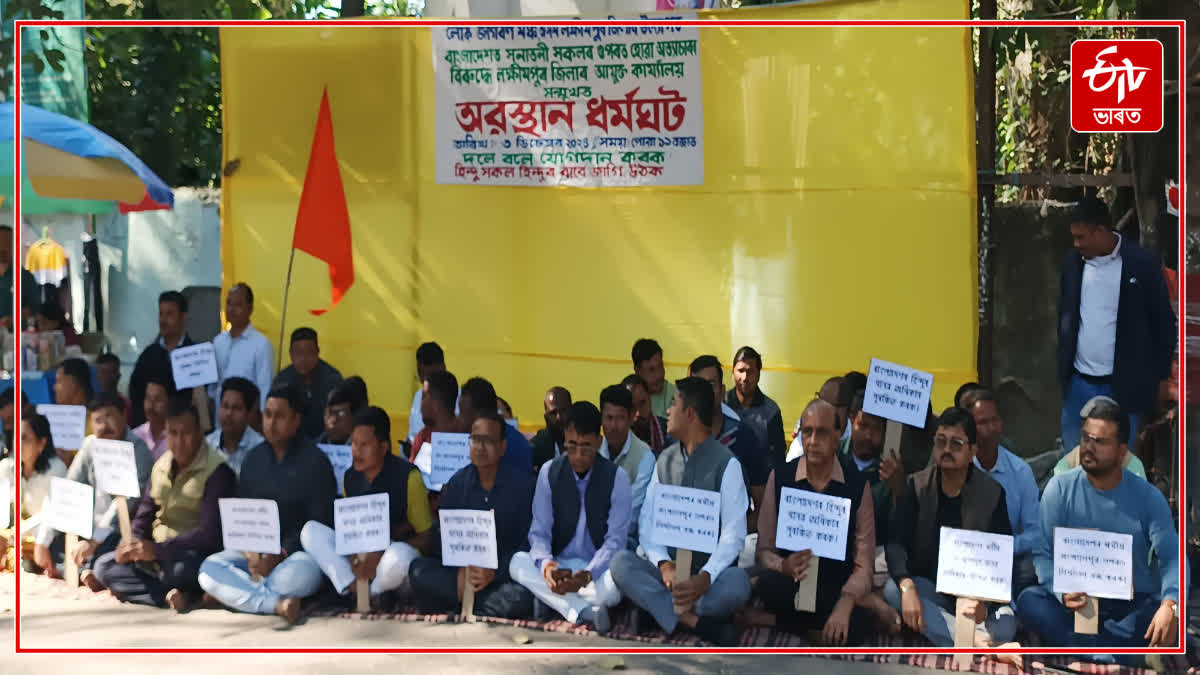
[432,16,703,187]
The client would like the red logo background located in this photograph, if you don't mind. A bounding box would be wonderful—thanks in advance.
[1070,39,1163,133]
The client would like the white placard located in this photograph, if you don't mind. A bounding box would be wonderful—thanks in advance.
[90,439,141,498]
[334,494,391,556]
[414,441,437,491]
[649,484,719,554]
[47,477,94,539]
[37,404,87,450]
[935,527,1014,603]
[862,358,935,428]
[432,17,703,188]
[318,444,353,490]
[170,342,219,389]
[431,432,471,488]
[1,478,11,530]
[775,487,852,562]
[218,498,281,555]
[439,509,499,569]
[1052,527,1134,600]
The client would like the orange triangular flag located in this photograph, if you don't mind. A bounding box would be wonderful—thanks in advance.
[292,87,354,316]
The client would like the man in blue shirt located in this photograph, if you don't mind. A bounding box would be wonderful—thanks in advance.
[510,401,631,633]
[1017,397,1182,654]
[961,388,1041,593]
[409,409,535,618]
[456,377,532,475]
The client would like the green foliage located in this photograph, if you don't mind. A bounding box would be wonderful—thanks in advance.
[1,0,68,93]
[983,0,1136,202]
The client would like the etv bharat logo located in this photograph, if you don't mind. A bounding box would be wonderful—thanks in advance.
[1071,40,1163,133]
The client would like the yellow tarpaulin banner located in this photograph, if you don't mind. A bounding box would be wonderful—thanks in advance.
[220,0,977,434]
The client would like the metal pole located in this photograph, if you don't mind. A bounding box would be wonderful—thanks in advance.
[276,248,297,373]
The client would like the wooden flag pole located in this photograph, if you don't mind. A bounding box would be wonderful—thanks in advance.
[64,533,79,587]
[793,558,818,613]
[672,549,693,615]
[355,554,370,613]
[275,248,298,373]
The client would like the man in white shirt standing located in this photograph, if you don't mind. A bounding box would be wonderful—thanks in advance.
[1056,196,1175,456]
[210,283,274,411]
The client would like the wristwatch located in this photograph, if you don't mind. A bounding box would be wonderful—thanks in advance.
[899,580,916,594]
[1165,599,1178,619]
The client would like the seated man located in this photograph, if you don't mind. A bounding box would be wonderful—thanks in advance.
[53,357,94,466]
[1053,396,1147,480]
[455,377,532,474]
[884,407,1016,648]
[510,402,631,633]
[408,370,460,461]
[1016,397,1181,654]
[317,381,362,446]
[409,410,535,618]
[688,355,769,524]
[610,377,751,647]
[131,377,170,460]
[598,384,654,550]
[961,388,1041,593]
[272,327,343,441]
[33,393,154,590]
[198,384,336,624]
[530,386,571,471]
[837,392,903,632]
[205,377,264,478]
[754,399,876,645]
[93,397,235,610]
[302,407,433,606]
[622,374,670,454]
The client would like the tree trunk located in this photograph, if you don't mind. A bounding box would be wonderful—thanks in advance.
[341,0,366,16]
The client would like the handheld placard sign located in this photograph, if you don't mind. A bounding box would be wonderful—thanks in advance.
[649,484,720,615]
[776,487,851,613]
[334,494,390,613]
[862,359,934,466]
[935,527,1014,655]
[440,508,498,623]
[1053,527,1133,635]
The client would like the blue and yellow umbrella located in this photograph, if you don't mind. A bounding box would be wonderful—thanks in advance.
[1,103,174,215]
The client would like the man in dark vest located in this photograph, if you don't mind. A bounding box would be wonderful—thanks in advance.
[509,401,631,633]
[752,399,876,645]
[884,407,1016,648]
[610,377,751,647]
[301,407,433,607]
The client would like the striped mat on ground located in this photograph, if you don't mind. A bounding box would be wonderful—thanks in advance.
[14,572,1194,674]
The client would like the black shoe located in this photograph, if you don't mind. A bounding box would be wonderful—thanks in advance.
[692,616,740,647]
[629,606,653,636]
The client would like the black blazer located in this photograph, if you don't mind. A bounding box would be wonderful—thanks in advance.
[1057,236,1175,415]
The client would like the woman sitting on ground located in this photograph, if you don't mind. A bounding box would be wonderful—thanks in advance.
[0,412,68,574]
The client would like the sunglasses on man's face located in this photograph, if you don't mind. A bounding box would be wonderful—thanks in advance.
[933,435,967,451]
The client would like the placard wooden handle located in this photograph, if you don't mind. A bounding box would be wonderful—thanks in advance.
[64,533,79,587]
[462,568,476,624]
[1075,596,1099,634]
[793,558,818,613]
[355,554,370,613]
[116,495,133,541]
[672,549,693,615]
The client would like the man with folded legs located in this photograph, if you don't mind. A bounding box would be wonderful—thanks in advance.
[754,399,876,645]
[1016,397,1182,656]
[93,396,235,610]
[408,410,535,618]
[884,407,1016,648]
[34,393,154,590]
[302,407,433,608]
[198,384,336,624]
[510,401,631,633]
[610,377,751,647]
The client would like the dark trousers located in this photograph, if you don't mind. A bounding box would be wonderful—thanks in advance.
[758,569,872,646]
[81,236,102,333]
[408,556,533,619]
[93,549,207,608]
[1016,586,1161,661]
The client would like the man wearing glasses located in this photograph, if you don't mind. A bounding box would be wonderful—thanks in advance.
[883,407,1016,648]
[509,401,631,633]
[1017,396,1181,655]
[317,381,362,445]
[408,409,536,618]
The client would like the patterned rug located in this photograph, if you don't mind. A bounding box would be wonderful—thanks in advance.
[12,571,1195,674]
